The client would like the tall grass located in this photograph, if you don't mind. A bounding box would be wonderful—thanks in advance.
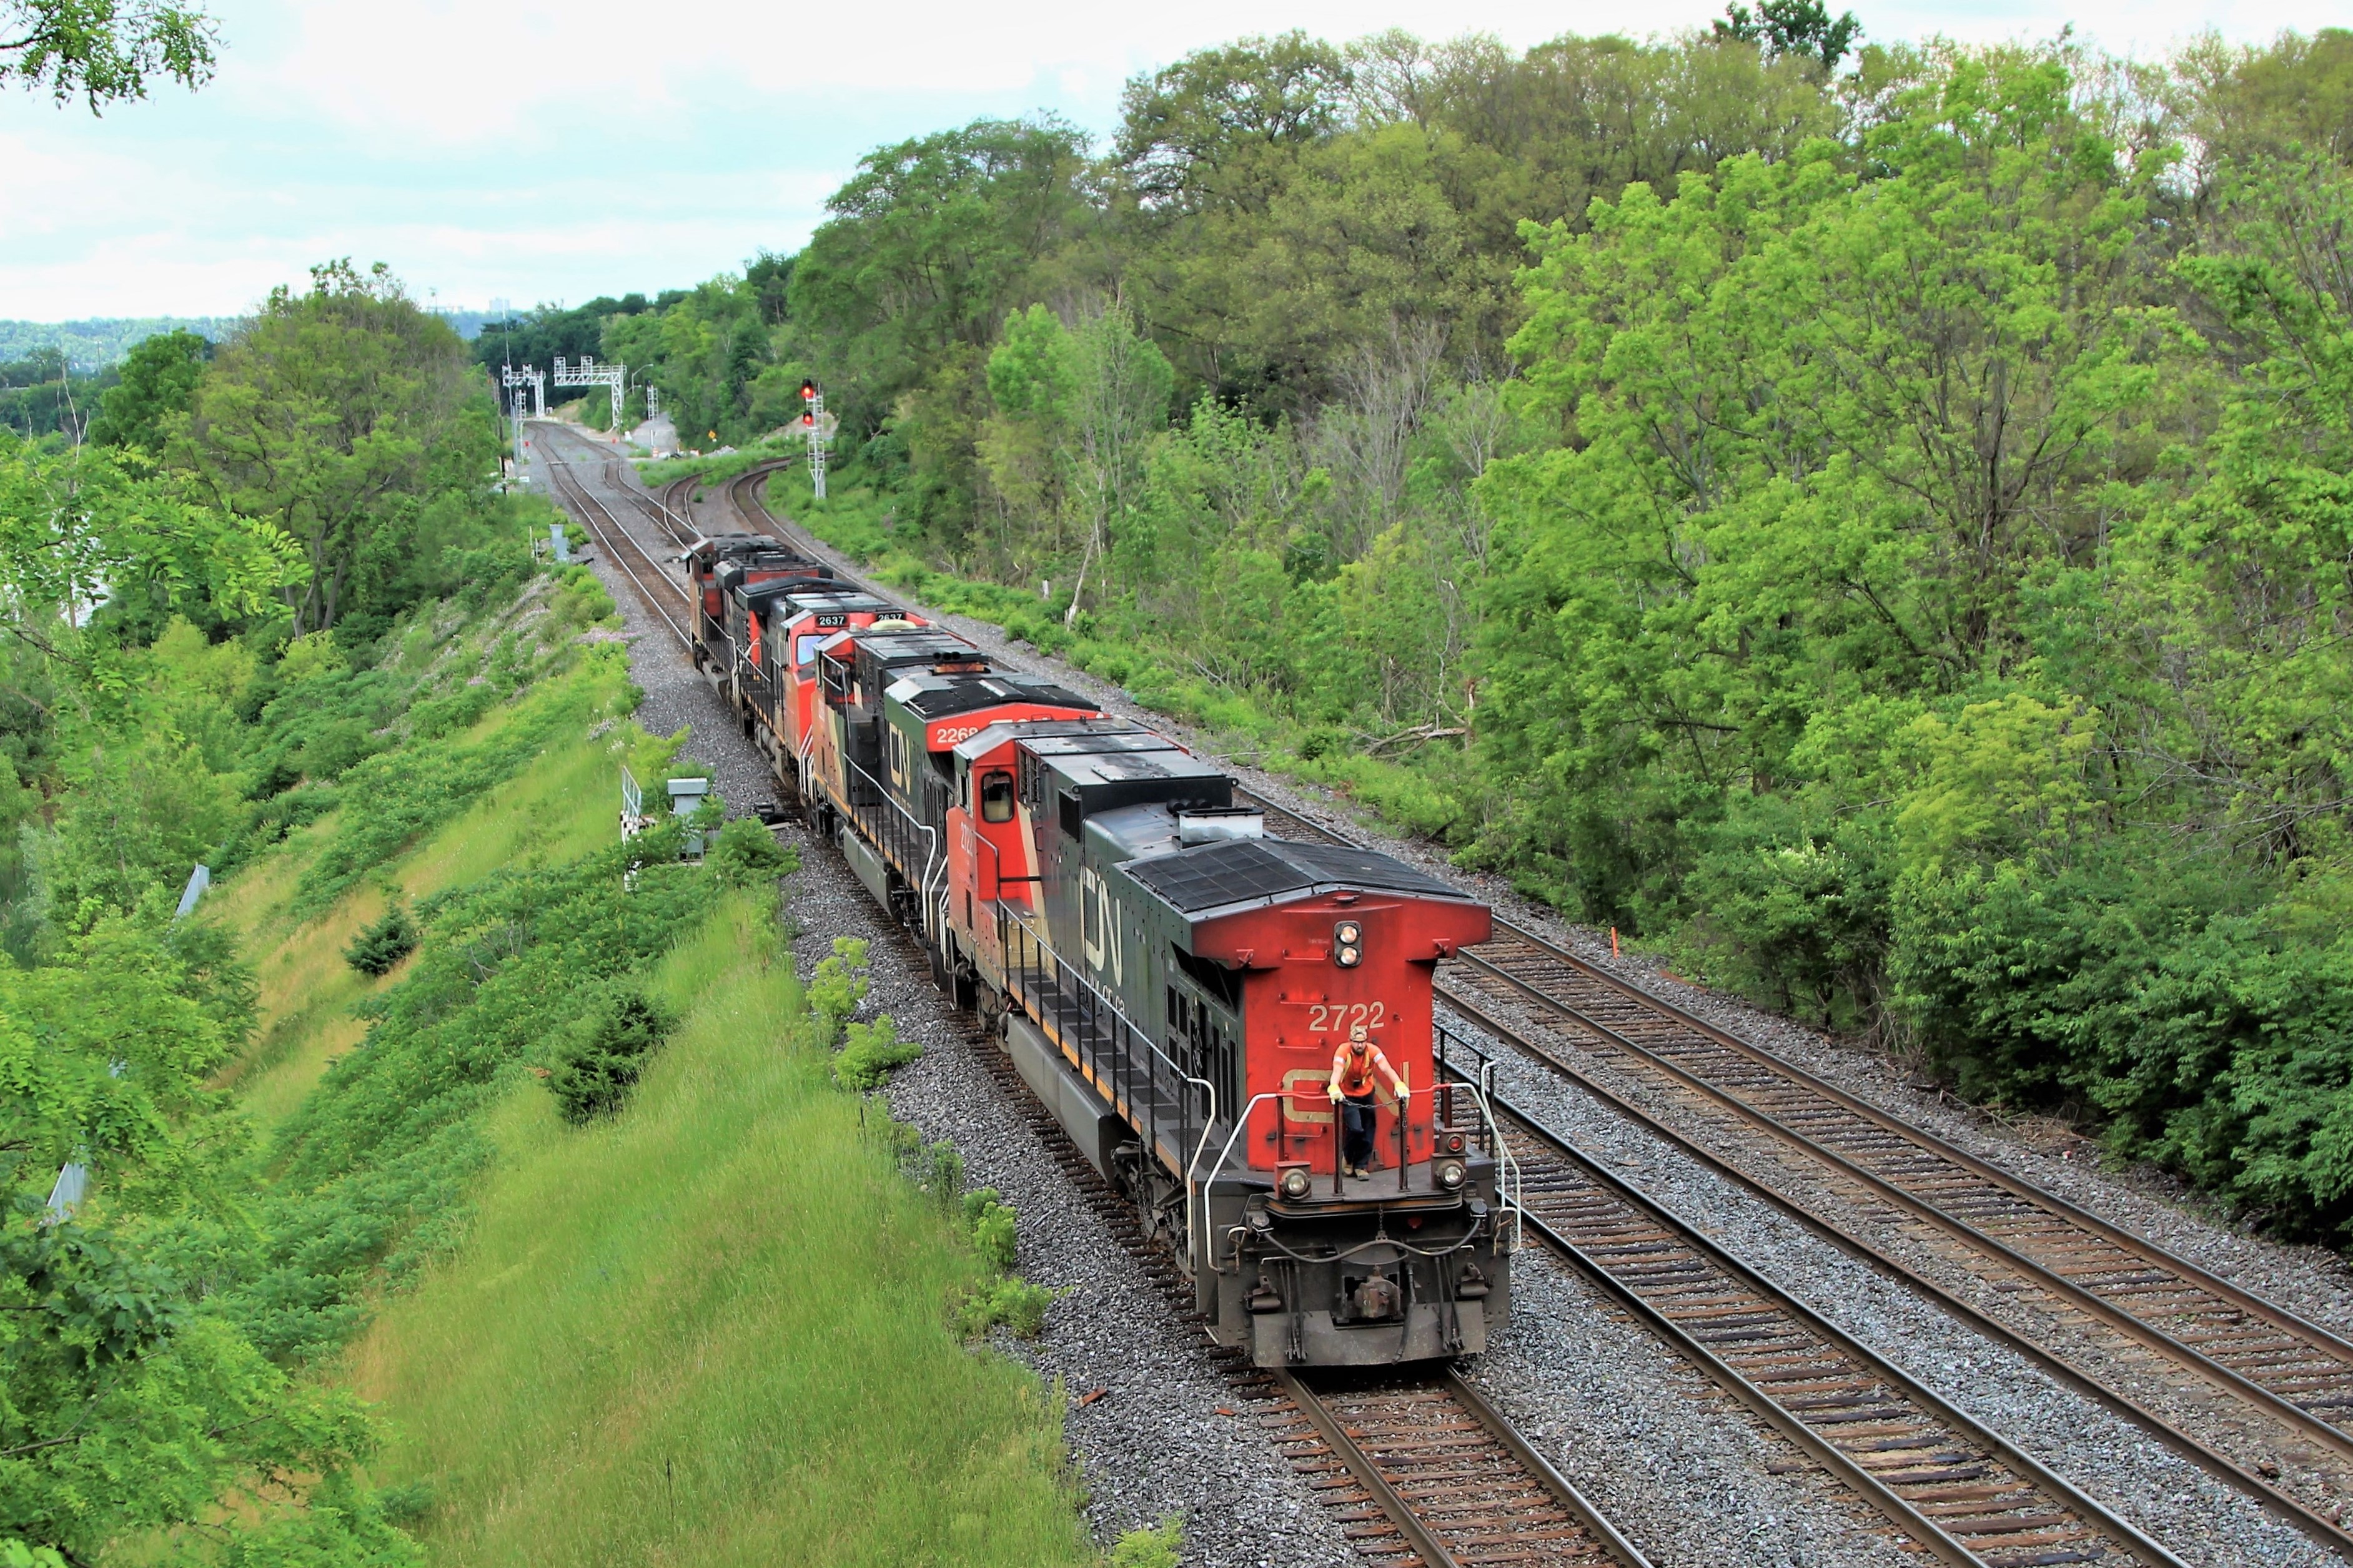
[347,895,1094,1567]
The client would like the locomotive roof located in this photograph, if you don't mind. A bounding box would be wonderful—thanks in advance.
[851,629,981,663]
[884,672,1096,721]
[1124,837,1466,915]
[689,532,777,556]
[1032,734,1226,792]
[951,716,1144,762]
[741,578,872,607]
[768,589,897,616]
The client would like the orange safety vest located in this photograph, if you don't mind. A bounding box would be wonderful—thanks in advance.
[1330,1041,1402,1100]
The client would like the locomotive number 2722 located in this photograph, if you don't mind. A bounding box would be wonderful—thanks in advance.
[1307,1001,1385,1033]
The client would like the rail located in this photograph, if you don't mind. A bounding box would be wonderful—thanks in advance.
[1442,1061,2189,1568]
[1276,1370,1650,1568]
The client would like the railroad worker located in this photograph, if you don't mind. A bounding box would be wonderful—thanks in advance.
[1328,1023,1409,1179]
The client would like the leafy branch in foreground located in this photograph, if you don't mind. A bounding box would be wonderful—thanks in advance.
[1,0,219,111]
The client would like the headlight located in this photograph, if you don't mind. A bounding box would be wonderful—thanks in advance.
[1437,1160,1466,1190]
[1333,920,1362,967]
[1280,1167,1312,1200]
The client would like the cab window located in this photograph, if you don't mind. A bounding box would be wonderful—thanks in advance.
[979,770,1014,824]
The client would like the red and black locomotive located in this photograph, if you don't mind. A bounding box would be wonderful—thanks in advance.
[683,528,1517,1368]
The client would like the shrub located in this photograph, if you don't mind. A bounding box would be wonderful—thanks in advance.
[835,1014,921,1090]
[1110,1519,1184,1568]
[953,1276,1056,1339]
[808,937,870,1042]
[708,817,798,886]
[548,990,679,1124]
[962,1186,1018,1273]
[344,904,420,977]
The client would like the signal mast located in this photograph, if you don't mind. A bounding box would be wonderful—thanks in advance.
[801,378,830,501]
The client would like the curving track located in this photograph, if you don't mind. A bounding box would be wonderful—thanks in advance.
[533,427,693,648]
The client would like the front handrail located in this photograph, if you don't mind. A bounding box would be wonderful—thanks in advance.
[1436,1025,1526,1249]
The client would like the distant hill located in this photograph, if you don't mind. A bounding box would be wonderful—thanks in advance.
[0,317,236,369]
[1,308,490,370]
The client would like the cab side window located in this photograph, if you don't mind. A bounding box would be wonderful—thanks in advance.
[979,769,1014,824]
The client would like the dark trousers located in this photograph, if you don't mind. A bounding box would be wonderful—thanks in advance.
[1341,1093,1379,1170]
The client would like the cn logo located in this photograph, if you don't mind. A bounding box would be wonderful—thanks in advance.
[1078,865,1124,985]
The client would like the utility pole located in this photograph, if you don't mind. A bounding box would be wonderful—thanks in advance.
[800,378,831,501]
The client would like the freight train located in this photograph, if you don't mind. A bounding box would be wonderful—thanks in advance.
[684,532,1517,1367]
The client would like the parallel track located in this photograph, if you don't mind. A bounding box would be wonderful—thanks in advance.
[1480,1082,2182,1567]
[1242,789,2353,1556]
[1459,924,2353,1461]
[533,428,694,649]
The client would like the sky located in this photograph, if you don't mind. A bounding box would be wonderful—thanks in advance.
[0,0,2337,323]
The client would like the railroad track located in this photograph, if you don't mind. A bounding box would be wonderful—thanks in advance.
[1242,787,2353,1556]
[533,428,695,649]
[1468,1070,2183,1567]
[953,1016,1647,1568]
[1276,1371,1645,1568]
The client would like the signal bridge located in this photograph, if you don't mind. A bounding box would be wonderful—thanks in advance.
[553,355,627,431]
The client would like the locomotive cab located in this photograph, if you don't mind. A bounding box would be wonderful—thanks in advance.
[773,590,903,753]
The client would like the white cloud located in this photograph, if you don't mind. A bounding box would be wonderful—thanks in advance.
[1,0,2339,319]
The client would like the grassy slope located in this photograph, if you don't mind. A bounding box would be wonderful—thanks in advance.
[347,895,1091,1568]
[209,652,1092,1566]
[213,696,646,1127]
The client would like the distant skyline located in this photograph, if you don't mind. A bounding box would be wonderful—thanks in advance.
[2,0,2336,322]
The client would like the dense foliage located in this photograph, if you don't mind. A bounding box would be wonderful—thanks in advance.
[546,22,2353,1240]
[0,257,595,1562]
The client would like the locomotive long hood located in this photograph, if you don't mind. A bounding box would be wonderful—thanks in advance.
[1122,837,1491,964]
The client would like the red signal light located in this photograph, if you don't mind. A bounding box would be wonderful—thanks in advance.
[800,379,816,401]
[800,411,814,427]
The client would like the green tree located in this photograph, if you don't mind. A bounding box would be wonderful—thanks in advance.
[175,262,491,635]
[1,0,219,109]
[86,327,207,453]
[1711,0,1861,72]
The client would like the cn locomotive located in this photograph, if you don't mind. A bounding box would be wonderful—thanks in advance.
[684,531,1516,1367]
